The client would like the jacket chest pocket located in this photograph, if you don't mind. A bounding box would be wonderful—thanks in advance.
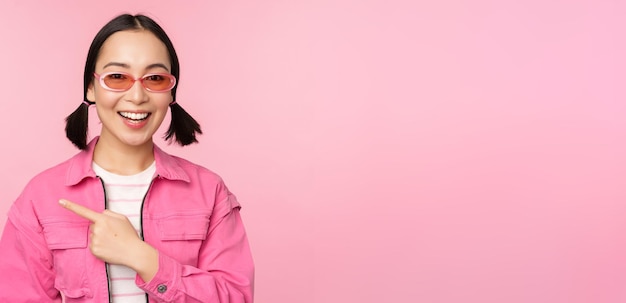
[42,221,92,300]
[156,212,211,265]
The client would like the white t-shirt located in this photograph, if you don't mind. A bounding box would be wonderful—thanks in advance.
[93,161,156,303]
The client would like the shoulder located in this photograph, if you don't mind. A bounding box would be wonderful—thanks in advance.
[10,152,85,228]
[167,154,226,185]
[155,151,241,213]
[155,146,227,185]
[25,151,83,189]
[17,147,95,206]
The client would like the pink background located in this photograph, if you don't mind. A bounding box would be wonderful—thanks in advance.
[1,1,625,302]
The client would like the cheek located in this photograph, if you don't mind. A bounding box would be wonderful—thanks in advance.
[152,97,172,121]
[93,90,119,106]
[157,94,173,109]
[152,92,173,104]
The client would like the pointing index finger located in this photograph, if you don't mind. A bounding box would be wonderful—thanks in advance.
[59,199,102,222]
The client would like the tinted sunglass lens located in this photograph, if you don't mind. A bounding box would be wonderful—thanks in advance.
[103,73,132,90]
[143,75,173,92]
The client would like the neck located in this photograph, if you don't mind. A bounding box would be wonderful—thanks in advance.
[93,138,155,176]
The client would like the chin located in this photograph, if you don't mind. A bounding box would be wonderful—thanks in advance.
[118,134,155,147]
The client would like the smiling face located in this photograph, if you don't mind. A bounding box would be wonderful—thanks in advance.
[87,29,173,150]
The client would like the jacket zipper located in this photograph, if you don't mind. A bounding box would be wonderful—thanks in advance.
[140,175,158,303]
[98,174,158,303]
[139,175,157,241]
[97,177,113,303]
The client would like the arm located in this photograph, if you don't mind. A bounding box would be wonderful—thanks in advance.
[0,200,61,302]
[59,199,159,282]
[60,181,255,302]
[137,195,254,303]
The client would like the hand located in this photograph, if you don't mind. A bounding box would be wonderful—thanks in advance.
[59,199,158,280]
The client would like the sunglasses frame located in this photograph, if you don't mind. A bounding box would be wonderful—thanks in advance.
[93,72,177,93]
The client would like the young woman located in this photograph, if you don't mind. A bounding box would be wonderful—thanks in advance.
[0,14,254,302]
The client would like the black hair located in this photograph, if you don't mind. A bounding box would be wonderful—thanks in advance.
[65,13,202,150]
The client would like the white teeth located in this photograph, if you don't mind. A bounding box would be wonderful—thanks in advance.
[119,112,149,120]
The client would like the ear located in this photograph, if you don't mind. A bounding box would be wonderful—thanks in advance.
[86,82,95,102]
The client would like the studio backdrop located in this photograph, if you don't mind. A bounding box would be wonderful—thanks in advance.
[0,1,624,302]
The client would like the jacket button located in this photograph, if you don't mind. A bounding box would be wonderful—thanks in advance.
[157,284,167,293]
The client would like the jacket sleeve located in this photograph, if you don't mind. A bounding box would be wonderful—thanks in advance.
[137,184,255,302]
[0,195,61,302]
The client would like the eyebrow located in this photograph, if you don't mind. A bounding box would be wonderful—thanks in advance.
[102,62,170,72]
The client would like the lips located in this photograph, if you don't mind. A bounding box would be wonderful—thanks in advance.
[118,111,150,121]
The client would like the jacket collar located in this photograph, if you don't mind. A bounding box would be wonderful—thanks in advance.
[65,137,190,186]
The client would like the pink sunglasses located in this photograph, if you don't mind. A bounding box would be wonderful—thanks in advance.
[94,72,176,93]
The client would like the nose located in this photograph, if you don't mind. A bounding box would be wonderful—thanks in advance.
[125,78,149,104]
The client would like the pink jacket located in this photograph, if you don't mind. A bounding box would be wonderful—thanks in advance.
[0,138,254,302]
